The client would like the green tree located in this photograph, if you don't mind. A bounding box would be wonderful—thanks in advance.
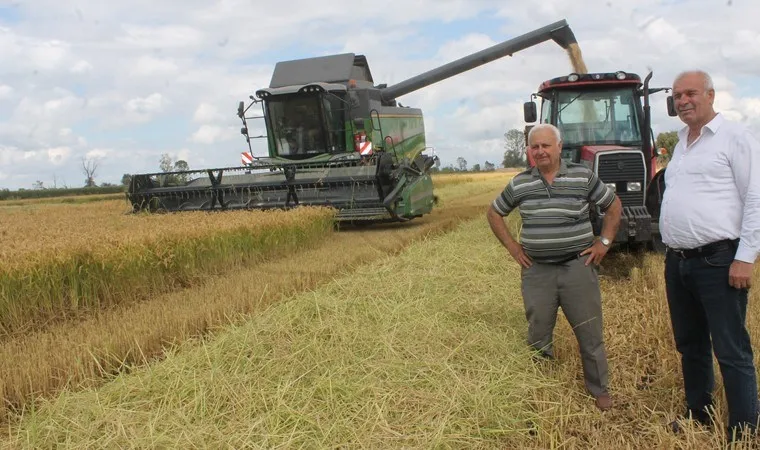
[159,153,174,172]
[173,160,190,182]
[484,161,495,171]
[471,163,481,172]
[503,129,526,168]
[121,173,132,187]
[158,154,191,184]
[456,157,467,172]
[655,131,679,164]
[174,160,189,171]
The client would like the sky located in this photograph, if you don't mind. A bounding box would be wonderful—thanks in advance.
[1,0,758,189]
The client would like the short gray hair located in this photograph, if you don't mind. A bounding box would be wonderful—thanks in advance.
[527,123,562,144]
[674,70,714,91]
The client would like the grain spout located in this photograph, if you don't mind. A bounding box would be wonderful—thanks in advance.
[567,43,588,75]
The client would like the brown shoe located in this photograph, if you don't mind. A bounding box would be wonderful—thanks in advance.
[595,394,613,411]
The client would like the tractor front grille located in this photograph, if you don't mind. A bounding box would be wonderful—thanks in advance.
[596,152,646,207]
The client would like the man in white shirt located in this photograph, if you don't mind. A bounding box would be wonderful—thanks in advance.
[660,69,760,442]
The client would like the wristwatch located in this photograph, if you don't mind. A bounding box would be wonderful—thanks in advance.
[600,237,611,247]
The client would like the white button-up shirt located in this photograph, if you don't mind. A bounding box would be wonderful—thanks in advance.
[659,113,760,263]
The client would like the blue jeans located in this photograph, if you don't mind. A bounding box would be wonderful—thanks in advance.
[665,244,759,436]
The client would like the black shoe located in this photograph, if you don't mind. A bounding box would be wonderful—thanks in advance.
[726,423,758,445]
[668,408,714,433]
[531,350,554,363]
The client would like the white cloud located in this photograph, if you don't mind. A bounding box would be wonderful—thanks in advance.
[190,124,235,144]
[741,98,760,116]
[0,0,759,188]
[131,55,179,77]
[123,93,166,123]
[70,60,93,74]
[0,84,12,100]
[25,40,70,70]
[117,24,204,49]
[0,145,24,165]
[47,146,71,165]
[450,102,524,141]
[718,29,760,73]
[636,17,688,53]
[86,148,111,159]
[125,93,164,114]
[193,102,224,123]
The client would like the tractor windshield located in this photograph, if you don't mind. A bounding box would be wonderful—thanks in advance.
[266,93,348,158]
[548,88,642,149]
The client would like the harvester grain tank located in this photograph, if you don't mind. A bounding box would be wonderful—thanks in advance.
[522,71,673,250]
[127,20,580,222]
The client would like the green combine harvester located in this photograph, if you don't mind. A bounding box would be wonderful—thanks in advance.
[127,19,579,222]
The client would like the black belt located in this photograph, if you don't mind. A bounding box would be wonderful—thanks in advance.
[666,239,739,259]
[545,253,583,265]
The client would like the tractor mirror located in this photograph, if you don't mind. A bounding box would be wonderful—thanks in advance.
[237,101,245,119]
[240,127,248,136]
[353,117,365,130]
[666,96,677,117]
[523,101,537,123]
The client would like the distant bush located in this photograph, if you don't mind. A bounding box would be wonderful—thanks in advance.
[0,186,125,201]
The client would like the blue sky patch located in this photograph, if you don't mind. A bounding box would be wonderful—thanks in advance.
[0,4,21,24]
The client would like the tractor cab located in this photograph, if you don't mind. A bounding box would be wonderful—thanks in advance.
[523,71,672,248]
[523,72,649,170]
[537,86,644,165]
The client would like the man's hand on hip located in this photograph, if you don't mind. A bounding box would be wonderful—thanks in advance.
[507,242,532,269]
[581,240,610,266]
[729,260,754,290]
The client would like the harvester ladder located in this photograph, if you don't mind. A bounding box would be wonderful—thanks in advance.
[370,109,397,162]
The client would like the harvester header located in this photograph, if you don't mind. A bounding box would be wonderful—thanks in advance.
[126,19,580,223]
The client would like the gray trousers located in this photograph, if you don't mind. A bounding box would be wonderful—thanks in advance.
[521,257,609,397]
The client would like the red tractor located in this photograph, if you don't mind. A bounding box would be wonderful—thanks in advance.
[523,71,674,251]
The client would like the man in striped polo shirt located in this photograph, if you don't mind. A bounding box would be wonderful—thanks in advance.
[486,123,622,411]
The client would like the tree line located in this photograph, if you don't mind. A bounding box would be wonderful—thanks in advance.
[436,128,680,174]
[2,153,190,199]
[6,129,681,195]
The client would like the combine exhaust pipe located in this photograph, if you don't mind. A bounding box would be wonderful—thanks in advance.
[380,19,577,102]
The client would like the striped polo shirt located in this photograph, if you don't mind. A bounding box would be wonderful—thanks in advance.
[492,161,616,263]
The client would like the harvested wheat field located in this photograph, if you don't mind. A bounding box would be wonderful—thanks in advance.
[4,204,759,449]
[0,172,515,424]
[1,172,758,449]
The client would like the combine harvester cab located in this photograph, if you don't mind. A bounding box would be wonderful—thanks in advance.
[127,19,581,223]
